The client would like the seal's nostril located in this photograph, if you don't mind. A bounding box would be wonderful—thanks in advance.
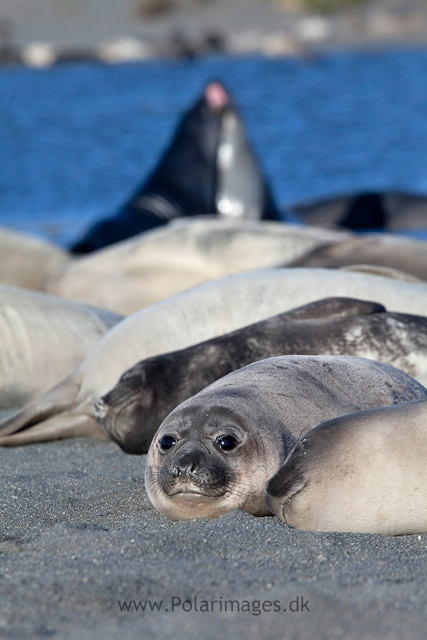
[174,453,198,476]
[94,398,107,419]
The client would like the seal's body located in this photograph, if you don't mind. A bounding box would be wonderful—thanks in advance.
[292,191,427,232]
[0,285,121,408]
[71,82,280,254]
[266,399,427,535]
[145,355,427,521]
[47,220,348,315]
[288,234,427,281]
[0,227,69,290]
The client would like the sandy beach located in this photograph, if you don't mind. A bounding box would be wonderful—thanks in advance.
[1,436,426,639]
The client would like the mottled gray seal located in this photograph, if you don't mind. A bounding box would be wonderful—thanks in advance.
[70,81,281,254]
[4,268,427,447]
[266,399,427,535]
[98,297,427,454]
[145,355,427,521]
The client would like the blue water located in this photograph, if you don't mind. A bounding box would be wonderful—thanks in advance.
[1,48,427,246]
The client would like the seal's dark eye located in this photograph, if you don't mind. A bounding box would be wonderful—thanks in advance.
[160,435,177,450]
[216,435,237,451]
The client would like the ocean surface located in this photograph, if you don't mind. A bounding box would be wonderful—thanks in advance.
[1,47,427,247]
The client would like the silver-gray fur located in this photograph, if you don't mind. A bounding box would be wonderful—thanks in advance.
[145,355,427,521]
[266,399,427,535]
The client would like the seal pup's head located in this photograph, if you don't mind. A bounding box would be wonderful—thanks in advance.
[145,377,287,521]
[95,360,158,454]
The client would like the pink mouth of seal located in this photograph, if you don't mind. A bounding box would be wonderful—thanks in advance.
[204,82,230,110]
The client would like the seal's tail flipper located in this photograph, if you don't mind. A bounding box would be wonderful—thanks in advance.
[0,413,107,446]
[0,377,81,438]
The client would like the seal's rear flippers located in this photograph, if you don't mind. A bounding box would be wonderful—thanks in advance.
[0,377,106,446]
[0,413,106,446]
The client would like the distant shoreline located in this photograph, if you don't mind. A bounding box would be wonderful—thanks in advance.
[2,38,427,70]
[2,0,427,67]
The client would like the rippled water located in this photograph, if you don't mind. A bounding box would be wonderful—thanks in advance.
[1,48,427,246]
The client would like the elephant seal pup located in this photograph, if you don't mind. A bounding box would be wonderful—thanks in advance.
[145,355,427,521]
[70,81,281,254]
[4,267,427,447]
[98,297,427,454]
[286,234,427,281]
[266,399,427,535]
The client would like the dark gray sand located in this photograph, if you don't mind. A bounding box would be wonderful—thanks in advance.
[1,438,426,640]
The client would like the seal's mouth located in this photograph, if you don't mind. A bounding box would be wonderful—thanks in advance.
[169,486,211,497]
[204,82,230,111]
[166,482,227,499]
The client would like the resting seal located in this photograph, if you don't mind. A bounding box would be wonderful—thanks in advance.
[4,268,427,447]
[291,191,427,232]
[286,234,427,281]
[0,227,69,290]
[0,285,121,408]
[266,399,427,535]
[46,219,348,315]
[145,355,427,521]
[70,81,280,254]
[98,297,427,454]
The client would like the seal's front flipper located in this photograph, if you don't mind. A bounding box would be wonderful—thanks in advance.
[0,413,107,446]
[0,377,80,437]
[283,297,385,322]
[265,442,308,521]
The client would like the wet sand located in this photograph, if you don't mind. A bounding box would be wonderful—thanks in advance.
[1,437,426,639]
